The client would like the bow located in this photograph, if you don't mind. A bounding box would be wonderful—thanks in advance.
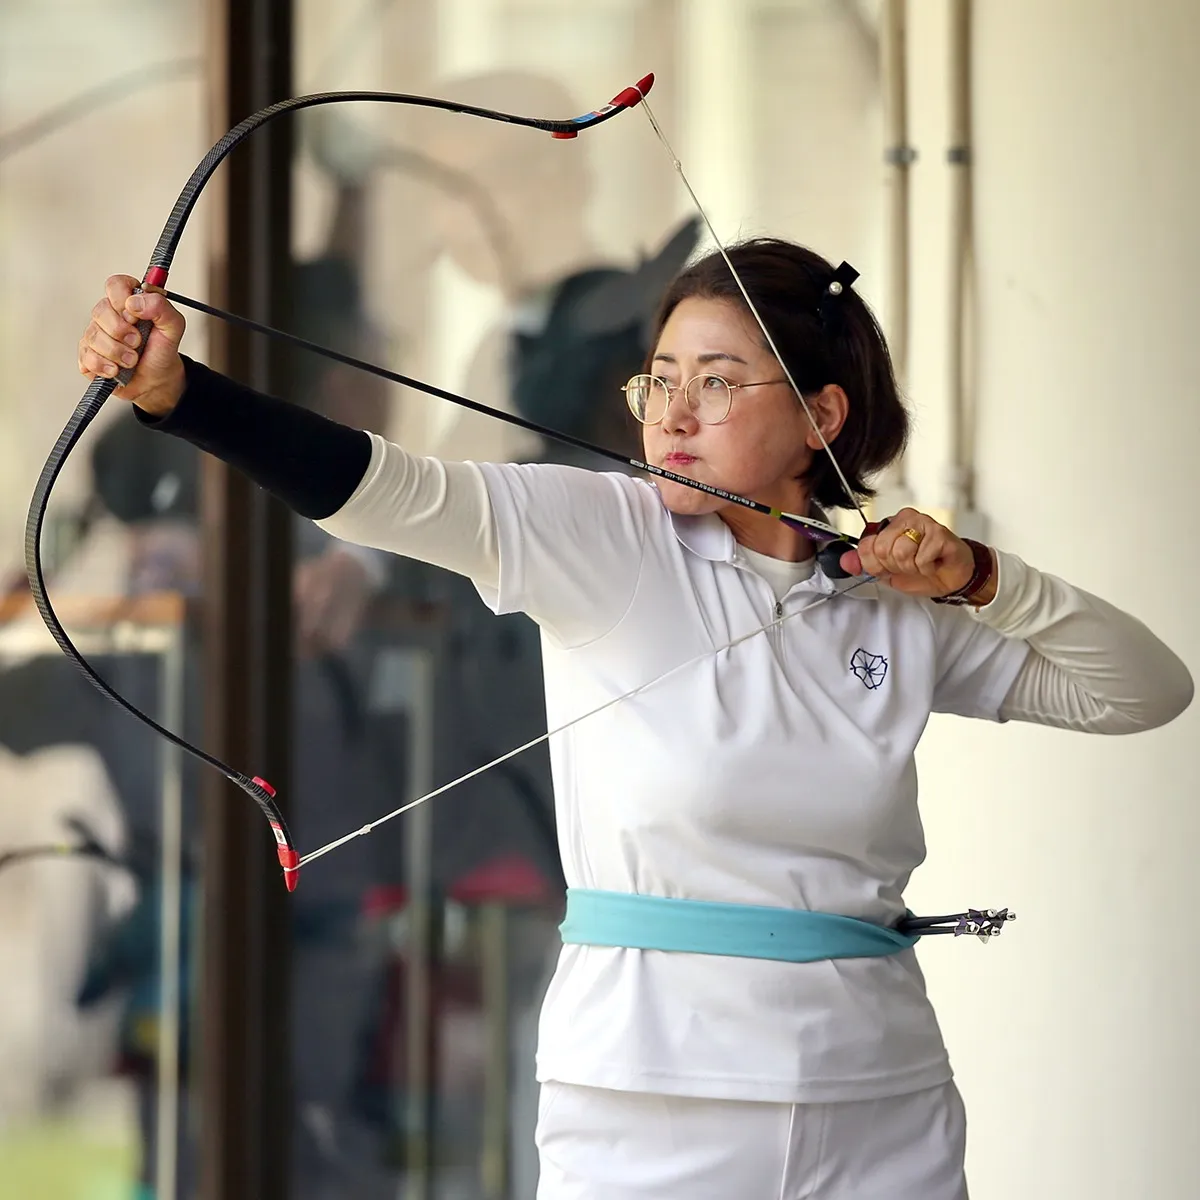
[25,76,658,893]
[25,75,1010,941]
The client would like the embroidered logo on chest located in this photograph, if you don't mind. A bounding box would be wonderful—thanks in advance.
[849,648,888,690]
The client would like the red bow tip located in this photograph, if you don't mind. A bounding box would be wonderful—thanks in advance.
[277,846,300,892]
[609,73,655,109]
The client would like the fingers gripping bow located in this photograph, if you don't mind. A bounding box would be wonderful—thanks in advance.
[26,75,654,893]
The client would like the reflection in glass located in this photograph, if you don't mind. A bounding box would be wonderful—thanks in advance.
[0,3,210,1197]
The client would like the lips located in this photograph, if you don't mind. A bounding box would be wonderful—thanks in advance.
[663,452,697,467]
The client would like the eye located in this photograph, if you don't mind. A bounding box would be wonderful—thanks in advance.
[699,374,728,390]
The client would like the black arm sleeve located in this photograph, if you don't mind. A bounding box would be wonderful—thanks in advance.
[132,356,373,520]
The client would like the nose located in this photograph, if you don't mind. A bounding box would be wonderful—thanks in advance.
[659,385,699,435]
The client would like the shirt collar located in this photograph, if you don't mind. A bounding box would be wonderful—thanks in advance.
[666,507,879,600]
[668,511,736,562]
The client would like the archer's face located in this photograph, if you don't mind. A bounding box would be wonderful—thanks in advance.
[640,297,822,520]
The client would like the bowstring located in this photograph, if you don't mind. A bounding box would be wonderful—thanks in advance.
[635,93,870,531]
[296,577,874,870]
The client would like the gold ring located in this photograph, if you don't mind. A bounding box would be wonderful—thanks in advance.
[902,527,924,546]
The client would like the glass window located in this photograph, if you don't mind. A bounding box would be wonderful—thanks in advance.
[0,5,211,1198]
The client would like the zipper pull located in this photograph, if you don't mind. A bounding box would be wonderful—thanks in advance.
[775,601,783,618]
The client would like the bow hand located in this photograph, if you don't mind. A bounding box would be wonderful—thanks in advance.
[78,274,186,416]
[842,508,983,600]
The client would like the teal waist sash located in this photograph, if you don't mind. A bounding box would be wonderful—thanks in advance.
[559,888,918,963]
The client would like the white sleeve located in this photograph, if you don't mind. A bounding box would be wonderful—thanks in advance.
[977,550,1194,734]
[313,435,649,648]
[315,433,500,590]
[474,460,649,647]
[928,597,1031,720]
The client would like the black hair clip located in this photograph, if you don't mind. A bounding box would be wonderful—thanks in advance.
[817,260,860,332]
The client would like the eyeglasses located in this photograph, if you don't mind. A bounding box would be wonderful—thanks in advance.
[622,373,790,426]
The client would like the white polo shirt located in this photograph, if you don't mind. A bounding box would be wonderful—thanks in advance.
[472,461,1028,1104]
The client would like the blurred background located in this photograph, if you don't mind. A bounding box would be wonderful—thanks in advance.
[0,1,1197,1198]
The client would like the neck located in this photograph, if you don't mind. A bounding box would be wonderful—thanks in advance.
[719,503,817,562]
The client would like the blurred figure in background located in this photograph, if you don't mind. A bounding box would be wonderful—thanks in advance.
[0,747,133,1132]
[438,211,701,1199]
[306,69,702,1196]
[0,177,403,1199]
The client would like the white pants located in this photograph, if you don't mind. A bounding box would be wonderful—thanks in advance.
[535,1080,968,1200]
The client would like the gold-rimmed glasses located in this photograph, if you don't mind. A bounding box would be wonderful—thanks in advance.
[621,373,790,425]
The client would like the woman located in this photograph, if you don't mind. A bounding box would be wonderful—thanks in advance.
[79,239,1191,1199]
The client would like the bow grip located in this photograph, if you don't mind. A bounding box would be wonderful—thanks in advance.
[115,279,160,388]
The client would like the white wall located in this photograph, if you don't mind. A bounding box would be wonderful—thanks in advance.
[902,3,1200,1197]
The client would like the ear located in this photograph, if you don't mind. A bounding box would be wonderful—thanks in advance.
[803,384,849,450]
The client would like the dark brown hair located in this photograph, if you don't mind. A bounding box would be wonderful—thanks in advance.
[646,238,908,510]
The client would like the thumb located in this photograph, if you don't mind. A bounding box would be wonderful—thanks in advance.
[123,289,185,365]
[840,547,865,576]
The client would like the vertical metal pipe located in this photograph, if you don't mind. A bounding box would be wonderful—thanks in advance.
[479,903,510,1198]
[155,619,186,1200]
[679,0,753,244]
[882,0,912,388]
[874,0,915,512]
[946,0,974,513]
[404,649,437,1200]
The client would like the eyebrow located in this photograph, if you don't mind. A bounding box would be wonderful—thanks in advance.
[652,351,749,366]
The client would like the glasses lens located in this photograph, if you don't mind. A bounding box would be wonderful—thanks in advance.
[625,375,668,423]
[686,375,733,423]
